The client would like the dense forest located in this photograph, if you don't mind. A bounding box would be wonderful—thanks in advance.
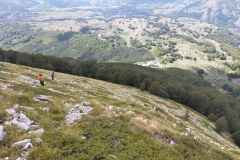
[1,48,240,147]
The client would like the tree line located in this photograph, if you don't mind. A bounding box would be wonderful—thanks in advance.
[1,48,240,146]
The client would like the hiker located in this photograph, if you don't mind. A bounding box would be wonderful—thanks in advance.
[51,71,54,80]
[38,74,44,86]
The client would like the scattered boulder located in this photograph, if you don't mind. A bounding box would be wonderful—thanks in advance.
[13,104,21,110]
[42,107,49,112]
[10,112,34,131]
[172,123,177,128]
[0,126,6,141]
[23,142,34,151]
[65,102,93,124]
[0,82,13,90]
[16,158,26,160]
[11,139,33,149]
[127,110,135,115]
[108,106,113,110]
[34,138,43,143]
[170,140,176,145]
[70,98,75,101]
[33,95,51,103]
[82,101,90,106]
[64,103,72,108]
[186,127,191,133]
[81,135,89,140]
[6,105,35,131]
[23,107,34,111]
[19,75,38,85]
[28,128,44,136]
[6,109,16,115]
[105,106,120,117]
[48,88,66,94]
[153,134,176,145]
[135,117,148,123]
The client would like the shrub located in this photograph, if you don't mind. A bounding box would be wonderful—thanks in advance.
[216,116,228,132]
[232,130,240,146]
[222,83,233,92]
[208,113,216,122]
[197,69,205,75]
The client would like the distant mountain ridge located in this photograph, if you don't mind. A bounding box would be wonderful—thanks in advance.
[172,0,240,28]
[0,0,240,30]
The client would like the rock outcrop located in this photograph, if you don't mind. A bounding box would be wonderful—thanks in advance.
[65,102,93,124]
[0,126,6,141]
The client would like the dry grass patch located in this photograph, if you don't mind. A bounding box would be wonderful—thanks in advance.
[88,101,103,117]
[130,116,158,134]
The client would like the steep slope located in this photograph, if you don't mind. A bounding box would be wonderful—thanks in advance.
[0,62,239,159]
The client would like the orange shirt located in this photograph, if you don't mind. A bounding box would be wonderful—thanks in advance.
[38,76,44,81]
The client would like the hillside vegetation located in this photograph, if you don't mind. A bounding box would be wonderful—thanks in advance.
[0,61,239,159]
[0,23,153,63]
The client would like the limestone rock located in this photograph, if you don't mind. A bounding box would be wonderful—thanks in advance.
[13,104,21,110]
[16,158,26,160]
[28,128,44,136]
[42,107,49,112]
[6,109,16,115]
[65,102,93,124]
[173,123,177,128]
[33,95,51,103]
[127,110,134,115]
[19,75,38,85]
[48,88,66,94]
[186,127,191,133]
[23,142,34,151]
[0,83,13,90]
[0,126,6,141]
[12,139,31,148]
[34,138,43,143]
[8,111,34,131]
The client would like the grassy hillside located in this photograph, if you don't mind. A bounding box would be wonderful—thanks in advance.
[0,62,239,159]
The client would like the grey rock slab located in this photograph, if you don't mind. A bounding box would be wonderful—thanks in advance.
[12,139,31,147]
[0,126,6,141]
[33,95,51,103]
[28,128,44,136]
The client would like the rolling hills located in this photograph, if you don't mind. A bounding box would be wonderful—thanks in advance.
[0,1,240,94]
[0,61,240,159]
